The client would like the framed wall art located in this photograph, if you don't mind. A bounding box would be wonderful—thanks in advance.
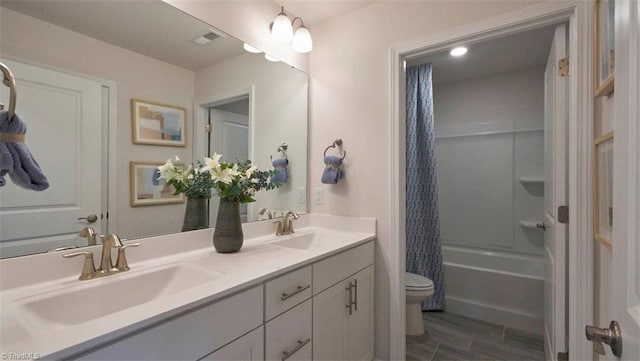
[595,0,615,97]
[593,132,613,247]
[130,161,184,206]
[131,99,187,147]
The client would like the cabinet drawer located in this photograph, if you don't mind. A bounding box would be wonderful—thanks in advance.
[199,326,264,361]
[313,241,374,294]
[265,299,312,361]
[75,286,263,360]
[265,265,312,320]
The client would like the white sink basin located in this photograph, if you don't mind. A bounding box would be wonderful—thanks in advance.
[17,264,221,326]
[270,230,346,250]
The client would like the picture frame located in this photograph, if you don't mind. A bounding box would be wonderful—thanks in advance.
[130,161,184,206]
[594,0,615,97]
[131,98,187,147]
[593,132,613,247]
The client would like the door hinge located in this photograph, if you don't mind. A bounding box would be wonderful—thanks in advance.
[558,351,569,361]
[205,123,212,133]
[558,205,569,224]
[558,58,569,77]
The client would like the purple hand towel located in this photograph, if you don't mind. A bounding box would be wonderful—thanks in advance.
[272,158,289,184]
[321,155,344,184]
[0,111,49,191]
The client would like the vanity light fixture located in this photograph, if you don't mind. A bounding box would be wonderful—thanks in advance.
[271,7,294,43]
[270,6,313,53]
[450,46,468,57]
[243,43,262,54]
[265,54,280,62]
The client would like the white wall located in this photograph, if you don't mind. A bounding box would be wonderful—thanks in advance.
[307,1,541,358]
[195,52,308,218]
[434,68,545,256]
[1,9,195,239]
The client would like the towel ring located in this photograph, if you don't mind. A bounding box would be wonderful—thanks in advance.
[0,62,17,123]
[270,143,288,161]
[323,139,346,160]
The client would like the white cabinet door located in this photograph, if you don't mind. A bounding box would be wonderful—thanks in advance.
[313,266,374,361]
[348,266,374,361]
[200,327,264,361]
[313,278,350,361]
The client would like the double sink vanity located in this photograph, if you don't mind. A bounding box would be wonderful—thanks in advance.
[0,214,376,360]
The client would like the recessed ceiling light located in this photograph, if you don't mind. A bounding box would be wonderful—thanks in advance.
[243,43,262,53]
[450,46,468,57]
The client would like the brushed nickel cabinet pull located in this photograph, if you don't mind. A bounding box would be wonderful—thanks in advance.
[281,284,310,301]
[281,338,311,361]
[345,282,354,315]
[353,279,358,312]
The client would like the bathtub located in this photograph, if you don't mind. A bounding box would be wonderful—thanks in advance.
[441,245,545,335]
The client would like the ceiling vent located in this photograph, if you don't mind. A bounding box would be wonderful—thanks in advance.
[192,30,221,46]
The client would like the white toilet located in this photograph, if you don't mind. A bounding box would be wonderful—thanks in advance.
[405,272,434,336]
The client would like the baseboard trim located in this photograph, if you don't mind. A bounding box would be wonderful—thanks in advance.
[445,295,543,335]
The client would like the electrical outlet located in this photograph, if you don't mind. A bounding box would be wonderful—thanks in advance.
[297,187,306,204]
[314,187,324,204]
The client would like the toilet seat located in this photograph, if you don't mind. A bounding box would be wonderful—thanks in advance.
[406,272,434,291]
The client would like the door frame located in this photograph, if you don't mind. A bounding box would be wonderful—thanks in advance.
[194,86,256,218]
[389,2,593,360]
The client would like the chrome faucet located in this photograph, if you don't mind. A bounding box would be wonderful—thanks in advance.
[63,234,140,280]
[259,207,274,219]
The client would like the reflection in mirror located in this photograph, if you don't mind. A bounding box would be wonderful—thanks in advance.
[0,0,308,259]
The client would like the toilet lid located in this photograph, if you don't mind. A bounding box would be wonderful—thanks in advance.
[406,272,434,290]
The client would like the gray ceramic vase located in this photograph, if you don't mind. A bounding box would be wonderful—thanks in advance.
[182,197,209,232]
[213,199,243,253]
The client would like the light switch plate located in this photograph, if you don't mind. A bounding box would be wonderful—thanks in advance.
[314,187,324,205]
[297,187,306,204]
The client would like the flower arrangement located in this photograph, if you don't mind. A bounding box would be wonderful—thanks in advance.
[157,154,281,203]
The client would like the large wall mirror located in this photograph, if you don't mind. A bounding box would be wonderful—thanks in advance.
[0,0,308,258]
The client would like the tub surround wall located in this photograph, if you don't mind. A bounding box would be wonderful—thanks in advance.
[306,1,541,358]
[433,68,545,334]
[434,68,545,256]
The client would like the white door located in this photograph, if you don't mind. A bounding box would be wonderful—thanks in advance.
[0,59,103,257]
[208,108,249,224]
[543,24,568,361]
[609,0,640,359]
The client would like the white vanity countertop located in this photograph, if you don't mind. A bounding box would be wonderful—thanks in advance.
[0,214,376,359]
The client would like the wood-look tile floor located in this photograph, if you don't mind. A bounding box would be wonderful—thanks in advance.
[406,312,546,361]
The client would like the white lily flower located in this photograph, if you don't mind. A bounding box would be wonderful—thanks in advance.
[245,165,258,178]
[203,153,223,173]
[212,167,234,185]
[157,157,179,181]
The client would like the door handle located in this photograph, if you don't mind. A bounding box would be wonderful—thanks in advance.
[78,214,98,223]
[585,321,622,357]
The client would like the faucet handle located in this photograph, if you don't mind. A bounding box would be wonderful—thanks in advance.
[116,242,141,271]
[273,220,284,236]
[63,251,96,280]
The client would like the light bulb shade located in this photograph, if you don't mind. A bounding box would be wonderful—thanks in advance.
[243,43,262,53]
[292,26,313,53]
[271,14,293,43]
[265,53,280,62]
